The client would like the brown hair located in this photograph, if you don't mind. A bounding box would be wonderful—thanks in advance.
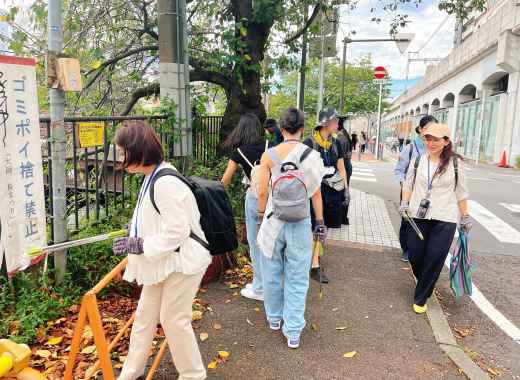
[438,139,462,175]
[114,120,164,168]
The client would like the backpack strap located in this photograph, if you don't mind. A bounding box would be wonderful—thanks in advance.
[300,147,313,163]
[264,140,269,151]
[237,148,254,169]
[453,156,459,190]
[411,155,421,192]
[267,147,282,166]
[408,142,414,162]
[149,168,209,251]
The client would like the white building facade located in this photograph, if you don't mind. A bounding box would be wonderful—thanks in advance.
[382,0,520,165]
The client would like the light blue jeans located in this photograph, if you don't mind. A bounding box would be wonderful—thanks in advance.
[245,191,264,294]
[261,218,313,339]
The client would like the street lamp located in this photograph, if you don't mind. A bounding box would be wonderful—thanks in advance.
[338,34,414,114]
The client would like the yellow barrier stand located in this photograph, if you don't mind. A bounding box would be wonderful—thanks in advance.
[64,258,169,380]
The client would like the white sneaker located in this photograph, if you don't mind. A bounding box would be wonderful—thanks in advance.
[240,287,264,301]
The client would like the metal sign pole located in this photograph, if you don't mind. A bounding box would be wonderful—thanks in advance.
[376,82,383,160]
[339,38,348,114]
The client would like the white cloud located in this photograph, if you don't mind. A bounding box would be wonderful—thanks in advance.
[335,0,455,79]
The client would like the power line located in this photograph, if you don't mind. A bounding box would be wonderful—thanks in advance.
[417,14,451,53]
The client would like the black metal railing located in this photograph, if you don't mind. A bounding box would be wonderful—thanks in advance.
[40,114,222,241]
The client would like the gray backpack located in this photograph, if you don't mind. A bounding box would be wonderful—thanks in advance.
[267,146,313,222]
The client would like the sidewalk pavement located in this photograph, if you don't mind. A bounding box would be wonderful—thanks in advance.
[152,189,465,379]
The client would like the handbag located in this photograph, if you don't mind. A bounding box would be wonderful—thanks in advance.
[323,171,345,191]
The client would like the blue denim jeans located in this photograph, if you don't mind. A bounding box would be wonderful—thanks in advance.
[245,191,264,294]
[261,218,313,339]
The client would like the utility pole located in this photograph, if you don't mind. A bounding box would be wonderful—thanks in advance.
[297,5,308,111]
[375,82,384,160]
[158,0,191,157]
[48,0,67,283]
[339,37,348,114]
[316,10,325,119]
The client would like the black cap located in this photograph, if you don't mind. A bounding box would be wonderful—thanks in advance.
[317,108,339,129]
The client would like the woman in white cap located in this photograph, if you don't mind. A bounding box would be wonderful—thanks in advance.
[400,123,472,314]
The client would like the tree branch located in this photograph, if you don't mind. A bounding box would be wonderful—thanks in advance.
[85,45,158,76]
[121,82,160,115]
[283,2,321,45]
[190,67,231,92]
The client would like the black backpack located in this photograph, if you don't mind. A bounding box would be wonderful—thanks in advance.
[149,168,238,256]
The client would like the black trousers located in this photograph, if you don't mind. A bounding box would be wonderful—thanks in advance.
[399,218,408,253]
[407,219,456,306]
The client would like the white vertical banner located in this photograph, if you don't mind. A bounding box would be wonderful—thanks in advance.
[0,55,46,275]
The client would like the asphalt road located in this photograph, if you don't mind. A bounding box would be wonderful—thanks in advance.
[350,155,520,378]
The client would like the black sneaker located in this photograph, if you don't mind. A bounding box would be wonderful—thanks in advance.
[310,267,329,284]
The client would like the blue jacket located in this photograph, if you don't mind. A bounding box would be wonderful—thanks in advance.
[394,137,426,183]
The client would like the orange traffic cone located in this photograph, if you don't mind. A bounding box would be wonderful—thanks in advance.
[498,150,508,168]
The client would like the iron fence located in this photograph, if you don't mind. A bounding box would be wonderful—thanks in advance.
[40,115,222,242]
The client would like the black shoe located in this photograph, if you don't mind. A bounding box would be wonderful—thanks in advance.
[310,267,329,284]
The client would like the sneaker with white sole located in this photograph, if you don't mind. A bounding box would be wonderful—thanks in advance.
[240,287,264,301]
[287,336,300,349]
[269,320,282,330]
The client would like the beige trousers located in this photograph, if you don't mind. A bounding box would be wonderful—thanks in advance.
[118,270,206,380]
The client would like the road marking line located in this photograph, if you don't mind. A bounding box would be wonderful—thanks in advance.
[353,167,373,172]
[466,177,496,181]
[352,171,375,177]
[350,176,377,183]
[469,200,520,244]
[444,254,520,344]
[500,203,520,213]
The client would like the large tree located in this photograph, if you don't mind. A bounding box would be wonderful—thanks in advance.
[5,0,485,139]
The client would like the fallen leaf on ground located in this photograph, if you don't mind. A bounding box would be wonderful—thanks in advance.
[311,323,318,331]
[246,319,254,326]
[335,326,349,331]
[36,350,52,358]
[218,351,230,359]
[207,360,218,369]
[454,327,473,338]
[81,345,97,355]
[228,284,239,289]
[332,307,339,312]
[46,337,63,346]
[213,323,222,330]
[200,332,209,342]
[254,307,260,312]
[192,311,203,321]
[343,351,357,358]
[225,299,232,304]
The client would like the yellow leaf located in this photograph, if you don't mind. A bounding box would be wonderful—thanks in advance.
[228,284,239,289]
[200,332,209,342]
[244,54,252,61]
[92,61,102,69]
[46,336,63,345]
[343,351,357,358]
[36,350,52,358]
[207,360,218,369]
[192,310,203,321]
[81,345,97,355]
[218,351,230,359]
[240,26,247,37]
[311,323,318,331]
[335,326,349,331]
[254,307,260,312]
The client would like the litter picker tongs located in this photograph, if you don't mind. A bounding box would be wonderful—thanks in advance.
[402,212,424,241]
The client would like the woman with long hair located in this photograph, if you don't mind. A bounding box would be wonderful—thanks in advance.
[257,108,325,349]
[360,131,367,153]
[112,121,210,380]
[400,123,471,314]
[221,113,269,301]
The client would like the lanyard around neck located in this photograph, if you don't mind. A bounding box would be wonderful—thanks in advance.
[427,156,439,193]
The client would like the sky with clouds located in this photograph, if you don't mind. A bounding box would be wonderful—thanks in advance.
[336,0,456,80]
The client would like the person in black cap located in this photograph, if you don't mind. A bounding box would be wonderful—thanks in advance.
[336,116,352,225]
[264,118,284,146]
[303,108,349,283]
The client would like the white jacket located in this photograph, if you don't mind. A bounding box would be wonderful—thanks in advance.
[124,162,212,286]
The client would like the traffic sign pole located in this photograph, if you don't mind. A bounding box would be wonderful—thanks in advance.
[376,81,383,160]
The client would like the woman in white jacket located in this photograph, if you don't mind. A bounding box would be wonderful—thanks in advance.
[112,120,211,380]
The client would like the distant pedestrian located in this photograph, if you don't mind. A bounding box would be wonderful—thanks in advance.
[394,115,437,262]
[400,123,471,314]
[360,132,367,153]
[264,118,284,146]
[336,116,352,225]
[221,113,270,302]
[303,108,349,283]
[351,132,358,151]
[256,107,325,349]
[113,120,210,380]
[398,130,406,152]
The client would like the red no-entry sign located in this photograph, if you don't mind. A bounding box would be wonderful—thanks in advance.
[374,66,387,79]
